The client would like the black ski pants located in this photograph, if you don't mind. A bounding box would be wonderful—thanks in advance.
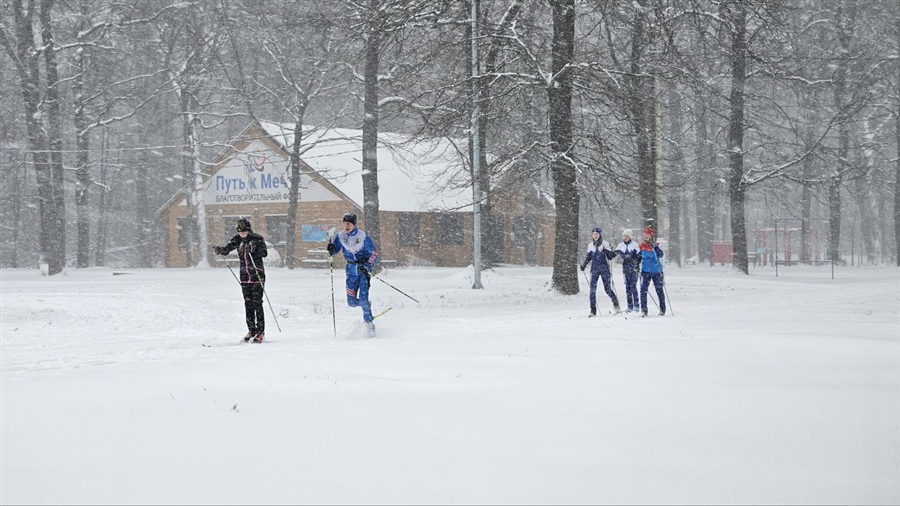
[241,283,265,334]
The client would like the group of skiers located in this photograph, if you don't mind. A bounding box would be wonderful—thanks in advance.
[212,215,667,342]
[580,226,666,317]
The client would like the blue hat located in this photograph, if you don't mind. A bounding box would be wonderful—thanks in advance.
[592,226,602,235]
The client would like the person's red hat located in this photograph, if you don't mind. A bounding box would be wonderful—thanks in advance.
[643,226,654,236]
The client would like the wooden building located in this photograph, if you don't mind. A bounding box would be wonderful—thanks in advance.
[158,121,555,268]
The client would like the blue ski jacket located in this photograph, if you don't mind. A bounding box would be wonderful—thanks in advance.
[615,239,641,271]
[638,241,664,274]
[580,239,616,276]
[330,227,379,274]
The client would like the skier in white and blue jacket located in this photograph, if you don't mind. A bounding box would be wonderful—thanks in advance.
[327,212,379,335]
[614,229,641,313]
[638,226,666,317]
[580,226,620,316]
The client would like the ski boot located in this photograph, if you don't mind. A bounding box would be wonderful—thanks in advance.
[252,332,265,343]
[658,310,666,317]
[365,321,376,338]
[589,306,597,317]
[243,331,255,343]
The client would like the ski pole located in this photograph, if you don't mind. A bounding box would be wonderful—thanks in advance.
[222,254,241,285]
[248,252,282,333]
[653,250,674,316]
[610,275,620,308]
[371,274,419,303]
[327,228,337,338]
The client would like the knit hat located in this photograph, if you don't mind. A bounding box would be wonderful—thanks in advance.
[592,226,603,236]
[342,212,357,226]
[622,229,633,239]
[643,226,654,236]
[236,218,252,231]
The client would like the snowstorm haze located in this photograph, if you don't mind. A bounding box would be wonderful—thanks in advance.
[1,0,898,279]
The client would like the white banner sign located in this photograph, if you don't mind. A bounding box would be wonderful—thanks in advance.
[195,140,341,205]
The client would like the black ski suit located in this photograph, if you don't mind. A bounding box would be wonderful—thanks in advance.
[218,232,267,335]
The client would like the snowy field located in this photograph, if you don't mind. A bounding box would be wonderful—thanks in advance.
[1,263,898,505]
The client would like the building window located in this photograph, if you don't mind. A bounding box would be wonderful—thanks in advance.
[399,214,420,247]
[434,213,464,246]
[511,215,535,247]
[266,215,288,245]
[177,217,199,248]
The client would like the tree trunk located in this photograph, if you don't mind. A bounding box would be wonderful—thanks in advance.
[179,90,196,267]
[800,117,815,263]
[629,4,657,230]
[895,21,900,266]
[828,177,842,262]
[853,154,877,264]
[694,111,716,264]
[191,115,209,267]
[95,131,111,267]
[285,118,306,269]
[8,0,58,274]
[895,92,900,266]
[681,188,692,261]
[361,0,382,257]
[478,0,524,267]
[136,152,152,268]
[726,0,749,274]
[800,180,813,263]
[9,154,25,268]
[548,0,578,295]
[828,2,859,264]
[40,0,66,272]
[666,85,685,267]
[829,117,849,264]
[73,42,91,268]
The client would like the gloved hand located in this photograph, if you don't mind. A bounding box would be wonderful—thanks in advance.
[214,246,225,255]
[580,264,586,272]
[358,263,370,275]
[326,242,335,253]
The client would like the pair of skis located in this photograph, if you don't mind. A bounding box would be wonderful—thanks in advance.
[203,306,395,347]
[588,310,664,318]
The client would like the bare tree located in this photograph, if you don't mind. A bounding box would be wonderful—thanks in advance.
[220,0,349,269]
[1,0,66,274]
[157,3,226,267]
[548,0,578,294]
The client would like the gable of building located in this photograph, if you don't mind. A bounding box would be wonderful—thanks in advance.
[157,122,357,216]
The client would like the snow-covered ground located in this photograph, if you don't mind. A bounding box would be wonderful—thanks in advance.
[1,264,898,505]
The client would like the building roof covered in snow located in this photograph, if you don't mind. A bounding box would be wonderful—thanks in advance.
[257,121,473,213]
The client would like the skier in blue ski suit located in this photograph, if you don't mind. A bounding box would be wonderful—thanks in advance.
[580,226,619,316]
[638,226,666,316]
[327,212,379,334]
[614,229,641,313]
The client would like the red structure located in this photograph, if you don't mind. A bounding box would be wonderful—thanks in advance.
[712,241,733,265]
